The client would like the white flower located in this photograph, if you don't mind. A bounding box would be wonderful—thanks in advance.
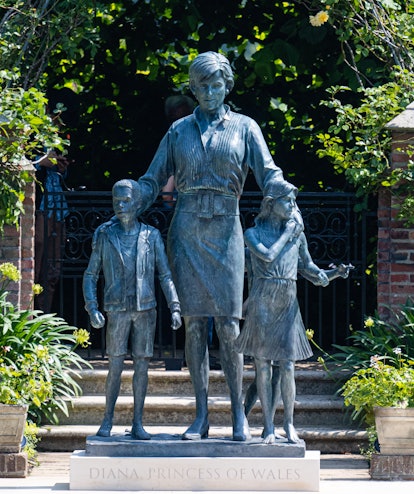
[309,11,329,27]
[370,355,380,369]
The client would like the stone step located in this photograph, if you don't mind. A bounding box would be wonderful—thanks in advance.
[37,425,368,455]
[53,394,351,428]
[73,367,342,397]
[55,362,358,456]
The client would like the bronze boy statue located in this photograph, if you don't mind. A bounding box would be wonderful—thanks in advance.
[83,179,182,440]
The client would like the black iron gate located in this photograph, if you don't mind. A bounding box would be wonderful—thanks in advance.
[41,190,377,359]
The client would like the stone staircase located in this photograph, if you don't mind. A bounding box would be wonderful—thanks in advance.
[37,360,368,454]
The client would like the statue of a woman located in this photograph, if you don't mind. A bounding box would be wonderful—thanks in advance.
[137,51,287,441]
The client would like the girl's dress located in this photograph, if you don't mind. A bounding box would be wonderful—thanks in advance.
[236,229,313,362]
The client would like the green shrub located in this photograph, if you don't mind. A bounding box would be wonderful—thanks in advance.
[0,262,91,424]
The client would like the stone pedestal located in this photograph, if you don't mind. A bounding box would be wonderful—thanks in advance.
[370,453,414,480]
[70,434,320,491]
[0,404,28,453]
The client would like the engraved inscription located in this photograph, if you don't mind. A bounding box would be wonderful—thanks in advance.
[89,466,302,482]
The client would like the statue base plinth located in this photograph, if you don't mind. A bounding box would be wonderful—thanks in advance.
[85,432,306,457]
[70,434,320,491]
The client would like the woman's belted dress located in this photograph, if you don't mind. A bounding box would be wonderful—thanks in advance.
[138,105,284,318]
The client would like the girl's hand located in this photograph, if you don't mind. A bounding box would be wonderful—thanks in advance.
[317,271,329,287]
[285,218,303,240]
[337,263,354,278]
[285,219,297,234]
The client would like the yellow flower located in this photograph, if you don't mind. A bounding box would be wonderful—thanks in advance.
[0,262,21,283]
[73,328,91,348]
[309,11,329,27]
[32,284,44,295]
[306,328,314,340]
[35,344,49,361]
[317,356,325,364]
[364,317,374,328]
[24,421,39,437]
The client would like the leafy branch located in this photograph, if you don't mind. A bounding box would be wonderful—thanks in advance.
[316,68,414,218]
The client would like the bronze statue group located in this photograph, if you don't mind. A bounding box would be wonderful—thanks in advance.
[83,52,352,445]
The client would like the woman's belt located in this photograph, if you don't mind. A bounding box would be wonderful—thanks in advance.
[176,191,239,218]
[257,277,297,282]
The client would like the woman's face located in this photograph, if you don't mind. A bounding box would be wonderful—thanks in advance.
[192,70,227,114]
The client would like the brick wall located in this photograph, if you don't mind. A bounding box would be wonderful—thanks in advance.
[0,178,35,309]
[378,103,414,317]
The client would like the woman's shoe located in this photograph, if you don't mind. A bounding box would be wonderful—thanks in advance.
[233,416,251,442]
[182,421,209,440]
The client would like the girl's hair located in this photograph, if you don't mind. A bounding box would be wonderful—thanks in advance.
[255,180,298,226]
[189,51,234,93]
[264,179,297,200]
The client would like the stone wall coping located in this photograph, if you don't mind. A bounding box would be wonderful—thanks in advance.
[385,101,414,131]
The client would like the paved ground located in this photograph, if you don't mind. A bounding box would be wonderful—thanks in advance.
[1,451,413,493]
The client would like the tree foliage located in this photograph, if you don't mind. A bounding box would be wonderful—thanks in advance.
[0,0,101,89]
[0,69,67,232]
[317,69,414,210]
[40,0,414,198]
[305,1,414,219]
[1,0,414,213]
[0,0,104,231]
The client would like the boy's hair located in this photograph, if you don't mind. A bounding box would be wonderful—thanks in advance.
[112,179,141,203]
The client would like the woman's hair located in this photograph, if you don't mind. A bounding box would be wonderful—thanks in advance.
[255,180,298,226]
[189,51,234,93]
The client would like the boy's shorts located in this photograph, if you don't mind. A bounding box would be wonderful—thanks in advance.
[106,309,157,358]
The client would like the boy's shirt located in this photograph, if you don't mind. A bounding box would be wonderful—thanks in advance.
[83,219,179,314]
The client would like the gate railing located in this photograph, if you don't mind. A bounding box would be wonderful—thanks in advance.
[41,190,377,360]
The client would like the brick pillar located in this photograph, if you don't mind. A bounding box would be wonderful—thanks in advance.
[0,165,35,309]
[20,177,36,309]
[378,103,414,317]
[0,226,20,307]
